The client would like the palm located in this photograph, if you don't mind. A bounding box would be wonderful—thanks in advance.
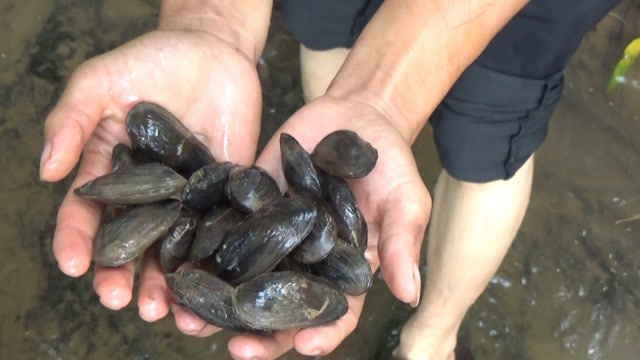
[221,96,432,357]
[43,29,262,317]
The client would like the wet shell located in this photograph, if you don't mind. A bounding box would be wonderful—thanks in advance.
[287,187,336,264]
[188,205,244,264]
[93,200,181,266]
[280,132,321,195]
[166,269,247,331]
[126,101,214,177]
[310,238,373,296]
[311,130,378,178]
[320,171,368,252]
[160,214,198,273]
[182,162,235,214]
[74,163,186,205]
[215,197,317,285]
[111,143,145,172]
[225,166,282,213]
[232,271,348,331]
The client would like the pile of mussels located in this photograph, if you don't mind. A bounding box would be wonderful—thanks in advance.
[75,101,378,332]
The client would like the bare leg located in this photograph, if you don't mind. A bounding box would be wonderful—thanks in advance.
[299,44,349,102]
[300,42,534,360]
[396,158,534,360]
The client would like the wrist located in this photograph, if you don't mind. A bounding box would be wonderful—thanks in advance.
[159,0,272,63]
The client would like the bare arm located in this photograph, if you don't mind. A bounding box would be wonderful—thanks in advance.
[328,0,530,143]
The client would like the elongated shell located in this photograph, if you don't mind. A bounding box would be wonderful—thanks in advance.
[188,205,244,264]
[320,170,368,252]
[310,238,373,295]
[287,187,336,264]
[215,198,316,285]
[126,101,214,177]
[160,214,198,273]
[225,166,282,213]
[182,162,235,214]
[74,163,186,205]
[280,132,321,195]
[166,269,248,332]
[93,200,181,266]
[311,130,377,178]
[232,271,348,331]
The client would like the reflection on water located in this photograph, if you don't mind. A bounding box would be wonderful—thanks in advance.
[0,0,638,359]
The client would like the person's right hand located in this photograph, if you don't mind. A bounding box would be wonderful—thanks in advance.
[40,27,262,324]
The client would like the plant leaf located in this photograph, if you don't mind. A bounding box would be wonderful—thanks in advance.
[607,37,640,91]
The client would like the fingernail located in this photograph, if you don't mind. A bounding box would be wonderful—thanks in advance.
[39,140,52,180]
[410,263,421,308]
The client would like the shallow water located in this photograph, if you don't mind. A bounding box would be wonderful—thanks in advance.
[0,1,638,359]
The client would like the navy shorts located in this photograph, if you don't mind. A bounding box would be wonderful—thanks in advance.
[279,0,620,182]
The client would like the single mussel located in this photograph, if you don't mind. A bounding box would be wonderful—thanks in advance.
[310,238,373,296]
[93,199,181,266]
[111,143,146,172]
[126,101,214,177]
[225,166,282,213]
[214,197,317,285]
[311,130,378,178]
[320,170,368,252]
[166,269,247,332]
[74,163,186,205]
[280,133,321,195]
[182,162,235,214]
[160,213,198,273]
[232,271,348,331]
[287,187,336,264]
[188,205,244,265]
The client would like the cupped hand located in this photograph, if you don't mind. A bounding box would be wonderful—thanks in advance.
[41,28,262,321]
[193,95,433,359]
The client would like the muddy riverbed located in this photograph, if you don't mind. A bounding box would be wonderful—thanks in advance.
[0,1,638,359]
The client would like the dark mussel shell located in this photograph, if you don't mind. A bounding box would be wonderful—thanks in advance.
[93,200,181,266]
[287,187,336,264]
[182,162,235,214]
[166,269,248,332]
[280,133,321,195]
[232,271,348,331]
[225,166,282,213]
[214,197,317,285]
[320,171,368,252]
[111,143,145,172]
[126,101,214,177]
[310,238,373,296]
[74,163,186,205]
[160,213,198,273]
[188,205,244,265]
[311,130,378,178]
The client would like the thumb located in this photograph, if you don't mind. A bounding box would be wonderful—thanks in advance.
[377,181,431,307]
[40,62,112,182]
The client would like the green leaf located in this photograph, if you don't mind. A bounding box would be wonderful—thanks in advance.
[607,37,640,91]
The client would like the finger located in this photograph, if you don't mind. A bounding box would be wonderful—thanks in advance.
[293,295,366,356]
[377,182,431,307]
[172,305,221,337]
[52,151,112,277]
[41,61,111,182]
[137,245,171,322]
[93,261,136,310]
[228,329,297,360]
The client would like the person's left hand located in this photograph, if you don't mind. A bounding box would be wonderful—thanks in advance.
[177,94,432,359]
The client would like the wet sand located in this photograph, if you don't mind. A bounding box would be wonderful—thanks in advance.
[0,1,638,359]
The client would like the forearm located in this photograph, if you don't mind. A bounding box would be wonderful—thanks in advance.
[159,0,273,63]
[327,0,529,143]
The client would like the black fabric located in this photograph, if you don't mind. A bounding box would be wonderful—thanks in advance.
[279,0,383,50]
[430,62,564,182]
[477,0,622,78]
